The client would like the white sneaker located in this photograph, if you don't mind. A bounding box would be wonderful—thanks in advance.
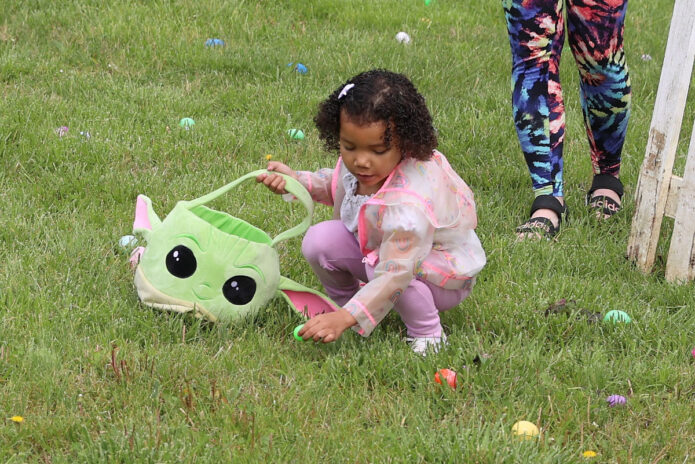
[406,334,448,356]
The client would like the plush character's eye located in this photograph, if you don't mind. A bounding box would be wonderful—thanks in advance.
[165,245,197,278]
[222,276,256,305]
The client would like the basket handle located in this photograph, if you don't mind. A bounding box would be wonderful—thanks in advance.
[181,169,314,247]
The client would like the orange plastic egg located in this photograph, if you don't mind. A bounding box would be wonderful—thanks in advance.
[434,368,457,388]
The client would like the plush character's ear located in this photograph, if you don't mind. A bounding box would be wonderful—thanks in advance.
[133,195,161,240]
[277,276,340,318]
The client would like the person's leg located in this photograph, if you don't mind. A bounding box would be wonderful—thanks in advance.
[365,266,473,338]
[503,0,568,236]
[567,0,631,216]
[394,280,443,338]
[301,220,368,306]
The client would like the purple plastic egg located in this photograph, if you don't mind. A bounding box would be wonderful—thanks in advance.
[606,394,627,407]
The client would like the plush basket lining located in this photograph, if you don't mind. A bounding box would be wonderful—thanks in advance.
[190,205,271,245]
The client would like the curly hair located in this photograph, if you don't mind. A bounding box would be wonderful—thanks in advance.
[314,69,437,161]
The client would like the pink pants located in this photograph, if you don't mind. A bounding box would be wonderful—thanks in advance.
[301,220,472,337]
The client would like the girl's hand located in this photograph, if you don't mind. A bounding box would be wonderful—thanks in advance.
[298,309,357,343]
[256,161,297,194]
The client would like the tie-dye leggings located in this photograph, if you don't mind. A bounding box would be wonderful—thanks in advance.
[503,0,631,198]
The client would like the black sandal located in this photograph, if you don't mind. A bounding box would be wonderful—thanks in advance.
[586,174,623,217]
[516,195,568,239]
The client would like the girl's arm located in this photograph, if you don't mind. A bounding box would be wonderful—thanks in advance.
[298,218,432,343]
[294,168,336,206]
[256,161,336,206]
[345,206,435,337]
[255,161,297,194]
[296,308,357,343]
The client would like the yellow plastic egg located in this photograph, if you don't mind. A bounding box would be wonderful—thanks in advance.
[511,420,539,440]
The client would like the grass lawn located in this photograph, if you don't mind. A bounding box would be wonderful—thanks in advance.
[1,0,694,462]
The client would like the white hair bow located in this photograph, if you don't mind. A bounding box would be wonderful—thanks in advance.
[338,83,355,99]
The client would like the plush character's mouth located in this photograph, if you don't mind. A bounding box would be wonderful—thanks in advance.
[134,266,217,322]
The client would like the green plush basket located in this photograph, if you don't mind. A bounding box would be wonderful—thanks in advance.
[131,170,338,322]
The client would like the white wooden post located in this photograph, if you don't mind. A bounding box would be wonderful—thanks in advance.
[665,118,695,282]
[627,0,695,279]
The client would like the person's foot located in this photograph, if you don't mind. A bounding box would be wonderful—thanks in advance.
[407,334,447,356]
[589,188,622,219]
[516,195,566,240]
[586,174,624,219]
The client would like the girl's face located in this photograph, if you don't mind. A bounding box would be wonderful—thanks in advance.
[339,111,402,196]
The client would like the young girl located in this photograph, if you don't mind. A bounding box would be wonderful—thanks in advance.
[257,69,486,354]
